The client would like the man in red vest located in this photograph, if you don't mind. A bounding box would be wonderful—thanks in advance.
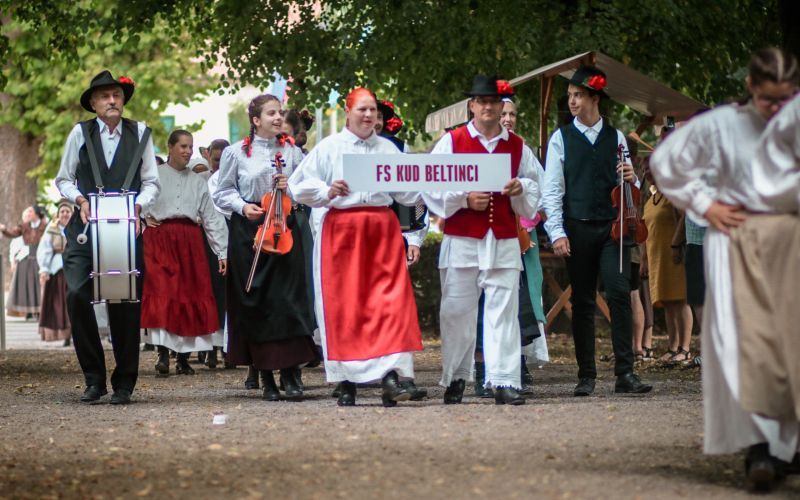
[424,75,541,405]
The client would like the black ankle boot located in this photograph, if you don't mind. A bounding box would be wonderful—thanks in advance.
[244,365,259,389]
[331,383,342,398]
[155,346,170,377]
[280,368,303,401]
[400,380,428,401]
[519,356,533,395]
[205,348,218,369]
[261,370,280,401]
[473,362,493,398]
[175,353,195,375]
[494,386,526,405]
[337,381,356,406]
[381,370,410,407]
[444,379,466,404]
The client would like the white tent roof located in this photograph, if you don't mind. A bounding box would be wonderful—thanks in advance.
[425,51,707,133]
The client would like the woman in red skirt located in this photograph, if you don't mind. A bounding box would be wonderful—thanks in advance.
[141,130,229,376]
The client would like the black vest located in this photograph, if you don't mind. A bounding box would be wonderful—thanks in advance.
[76,118,143,196]
[561,121,619,221]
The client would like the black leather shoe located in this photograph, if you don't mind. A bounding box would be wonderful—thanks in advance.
[381,371,410,407]
[280,368,304,401]
[400,380,427,401]
[175,353,195,375]
[110,389,132,405]
[521,356,534,385]
[745,443,779,492]
[574,378,595,397]
[444,379,466,404]
[337,381,356,406]
[261,371,280,401]
[197,351,207,364]
[494,387,526,405]
[519,383,534,396]
[155,347,170,377]
[615,372,652,394]
[205,348,218,369]
[244,365,260,389]
[80,385,107,403]
[474,362,494,398]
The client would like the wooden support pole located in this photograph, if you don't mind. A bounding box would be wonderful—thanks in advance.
[538,75,554,161]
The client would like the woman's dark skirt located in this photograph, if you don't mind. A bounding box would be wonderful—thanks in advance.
[39,269,71,341]
[225,210,317,370]
[7,254,40,317]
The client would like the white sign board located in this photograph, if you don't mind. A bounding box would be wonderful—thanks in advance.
[342,154,511,192]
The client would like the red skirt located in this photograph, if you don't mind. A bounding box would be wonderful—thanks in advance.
[141,219,220,336]
[321,207,423,361]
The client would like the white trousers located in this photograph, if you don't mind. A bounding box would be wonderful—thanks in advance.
[439,267,521,389]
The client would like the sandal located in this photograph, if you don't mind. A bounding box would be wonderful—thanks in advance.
[658,349,678,363]
[600,352,615,363]
[668,348,693,364]
[634,351,645,363]
[642,347,655,361]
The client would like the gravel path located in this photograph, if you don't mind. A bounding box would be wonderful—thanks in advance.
[1,335,798,499]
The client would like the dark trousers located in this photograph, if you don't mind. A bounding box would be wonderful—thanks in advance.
[564,219,633,379]
[63,212,142,392]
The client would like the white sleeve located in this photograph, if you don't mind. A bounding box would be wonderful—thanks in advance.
[134,122,161,211]
[404,212,429,248]
[510,145,541,219]
[213,146,248,215]
[542,130,567,242]
[420,133,470,218]
[288,146,335,208]
[197,179,229,259]
[753,95,800,211]
[36,233,54,274]
[55,125,84,204]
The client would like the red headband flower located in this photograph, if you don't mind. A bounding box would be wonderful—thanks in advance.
[118,76,135,87]
[276,133,295,147]
[384,116,403,135]
[496,80,513,95]
[586,75,607,92]
[381,99,395,110]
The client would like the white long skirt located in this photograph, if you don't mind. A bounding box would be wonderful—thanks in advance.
[142,328,224,353]
[702,228,799,461]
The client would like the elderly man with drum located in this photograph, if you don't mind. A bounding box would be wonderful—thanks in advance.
[55,70,160,405]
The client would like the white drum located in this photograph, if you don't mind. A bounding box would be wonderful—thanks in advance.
[89,192,139,303]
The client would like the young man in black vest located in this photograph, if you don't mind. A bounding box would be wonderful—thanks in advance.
[541,66,652,396]
[55,70,160,404]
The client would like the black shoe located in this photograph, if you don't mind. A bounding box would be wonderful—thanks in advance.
[574,378,595,397]
[521,356,533,385]
[745,443,779,492]
[337,381,356,406]
[280,368,304,401]
[261,371,280,401]
[614,372,652,394]
[474,362,494,398]
[400,380,427,401]
[244,365,260,389]
[155,347,170,377]
[196,351,207,364]
[518,383,534,396]
[110,389,132,405]
[331,383,342,398]
[175,353,195,375]
[444,379,466,405]
[381,371,410,407]
[205,348,218,369]
[80,385,107,403]
[494,387,526,405]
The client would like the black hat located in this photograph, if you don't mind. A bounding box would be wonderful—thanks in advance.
[80,70,135,112]
[568,65,609,98]
[464,75,514,97]
[376,99,395,121]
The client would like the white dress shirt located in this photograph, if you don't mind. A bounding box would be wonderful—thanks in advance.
[752,94,800,213]
[145,164,228,259]
[541,117,632,242]
[55,117,160,210]
[423,121,541,270]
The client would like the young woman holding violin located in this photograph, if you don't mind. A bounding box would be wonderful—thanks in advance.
[213,94,318,402]
[288,87,423,408]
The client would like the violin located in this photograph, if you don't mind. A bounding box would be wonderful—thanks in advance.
[610,144,648,247]
[245,151,293,292]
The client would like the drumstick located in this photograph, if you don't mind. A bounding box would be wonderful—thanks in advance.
[77,223,90,245]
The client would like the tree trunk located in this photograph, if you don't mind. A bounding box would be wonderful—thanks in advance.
[0,124,40,291]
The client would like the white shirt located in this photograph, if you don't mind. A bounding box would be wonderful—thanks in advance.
[36,224,65,275]
[288,127,420,209]
[541,117,632,242]
[423,121,541,270]
[752,94,800,213]
[206,170,232,219]
[55,118,160,210]
[650,103,771,222]
[214,136,305,215]
[144,164,228,258]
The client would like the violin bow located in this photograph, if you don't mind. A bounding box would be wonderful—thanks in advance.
[245,153,281,293]
[617,144,627,273]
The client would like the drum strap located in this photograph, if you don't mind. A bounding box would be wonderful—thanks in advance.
[79,121,151,193]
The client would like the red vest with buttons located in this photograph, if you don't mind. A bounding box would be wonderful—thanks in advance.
[443,125,522,239]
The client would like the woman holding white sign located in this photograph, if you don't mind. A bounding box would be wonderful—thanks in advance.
[288,87,423,407]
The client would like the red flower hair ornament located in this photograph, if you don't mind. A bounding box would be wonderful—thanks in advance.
[496,80,513,96]
[118,76,135,87]
[384,116,403,135]
[586,75,607,92]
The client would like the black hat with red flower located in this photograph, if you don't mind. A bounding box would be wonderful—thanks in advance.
[569,65,608,98]
[465,75,514,98]
[80,70,136,112]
